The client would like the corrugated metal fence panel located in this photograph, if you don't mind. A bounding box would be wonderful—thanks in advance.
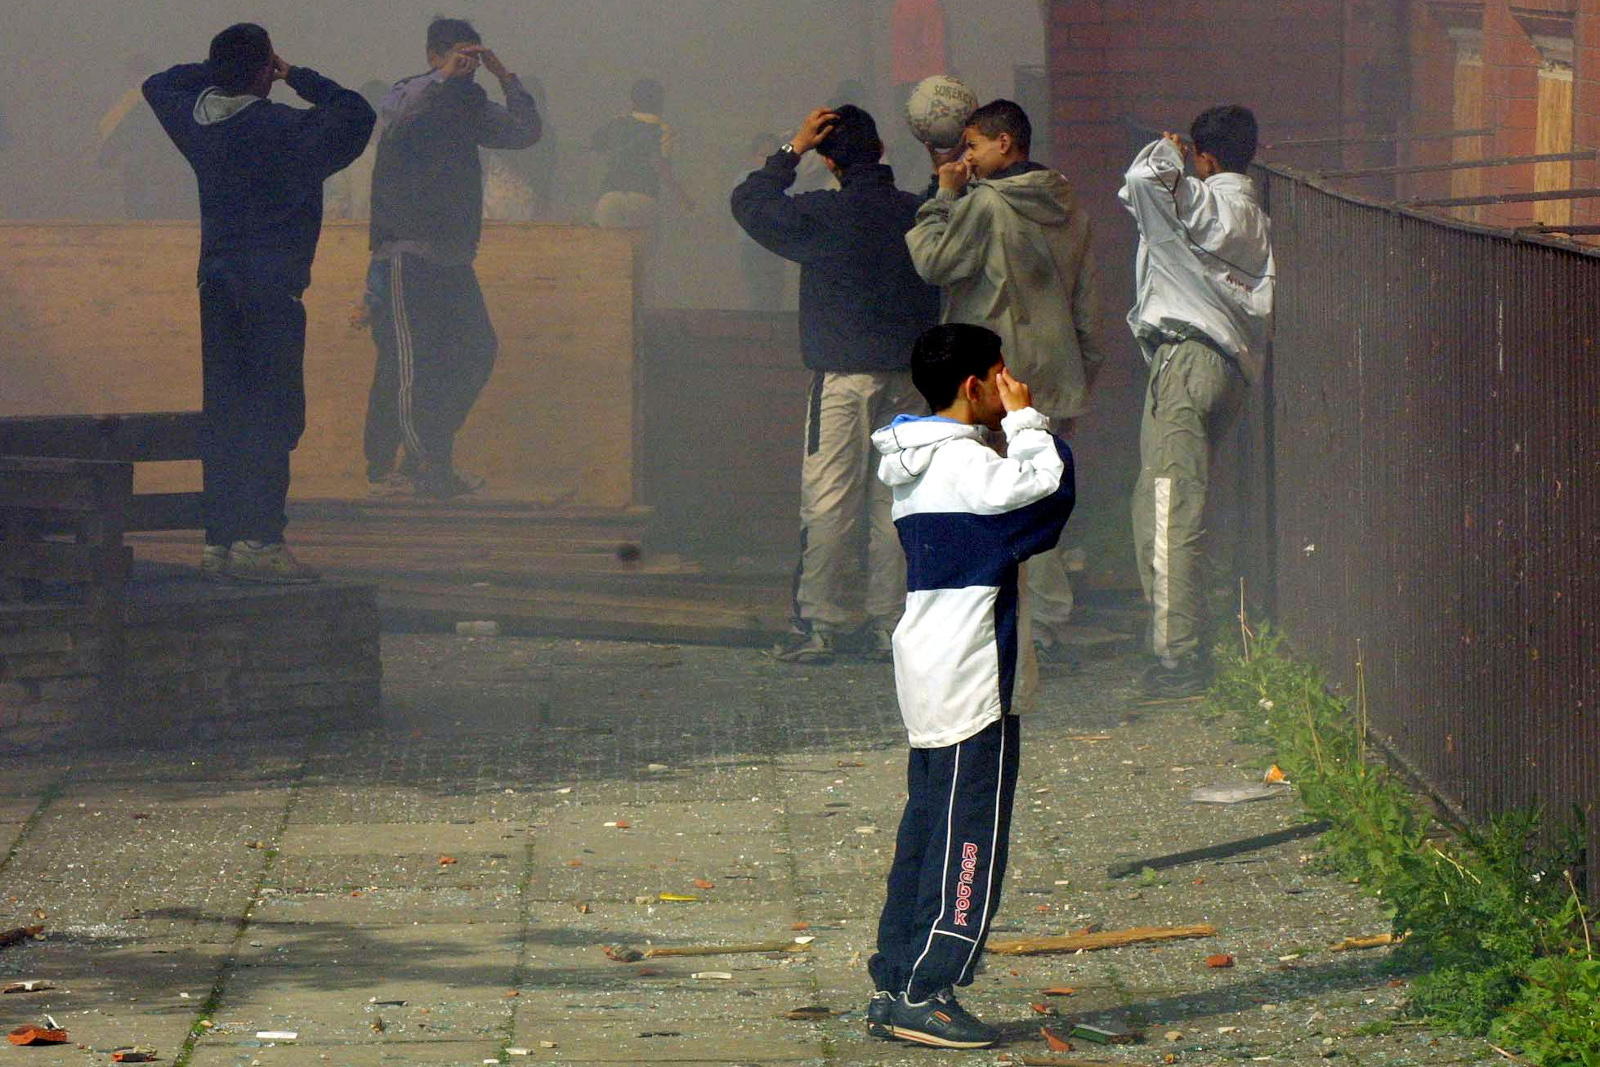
[1259,166,1600,887]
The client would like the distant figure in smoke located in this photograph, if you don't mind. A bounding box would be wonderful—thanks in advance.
[365,17,542,499]
[1121,106,1275,697]
[483,74,558,221]
[591,78,692,227]
[144,24,375,583]
[731,106,940,664]
[591,78,693,303]
[906,99,1101,668]
[101,55,199,219]
[736,133,787,310]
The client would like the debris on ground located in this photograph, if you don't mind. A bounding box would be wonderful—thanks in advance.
[1106,821,1330,879]
[8,1025,67,1046]
[1071,1023,1141,1045]
[111,1047,158,1063]
[2,980,53,994]
[988,924,1216,955]
[1190,783,1290,804]
[1329,932,1402,951]
[640,936,813,958]
[254,1030,298,1040]
[782,1005,836,1021]
[690,971,733,980]
[1207,953,1236,968]
[0,924,45,950]
[1041,1026,1074,1051]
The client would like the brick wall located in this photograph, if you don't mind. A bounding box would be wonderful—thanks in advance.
[1,580,381,745]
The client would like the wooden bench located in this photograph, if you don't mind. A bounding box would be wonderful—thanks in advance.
[0,412,205,532]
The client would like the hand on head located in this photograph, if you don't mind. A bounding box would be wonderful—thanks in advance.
[789,108,839,155]
[439,47,480,80]
[1162,131,1190,161]
[269,53,290,82]
[458,44,509,81]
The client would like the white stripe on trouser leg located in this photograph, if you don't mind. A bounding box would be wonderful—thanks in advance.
[906,743,961,994]
[1152,477,1172,661]
[957,723,1005,981]
[390,256,425,461]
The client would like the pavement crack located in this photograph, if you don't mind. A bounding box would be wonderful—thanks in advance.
[171,736,316,1067]
[0,772,68,883]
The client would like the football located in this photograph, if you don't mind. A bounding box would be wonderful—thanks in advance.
[905,74,980,149]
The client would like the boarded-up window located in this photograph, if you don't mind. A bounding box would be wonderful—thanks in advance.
[1448,28,1484,222]
[1534,59,1574,226]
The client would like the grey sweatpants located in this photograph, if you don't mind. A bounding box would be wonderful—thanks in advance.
[795,370,926,633]
[1131,340,1244,664]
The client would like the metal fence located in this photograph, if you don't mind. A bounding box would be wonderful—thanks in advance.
[1253,161,1600,885]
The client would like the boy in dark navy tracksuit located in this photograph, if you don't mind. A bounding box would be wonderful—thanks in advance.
[365,17,541,499]
[144,23,374,583]
[865,323,1075,1049]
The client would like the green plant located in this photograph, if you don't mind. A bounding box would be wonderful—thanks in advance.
[1491,955,1600,1066]
[1198,623,1594,1053]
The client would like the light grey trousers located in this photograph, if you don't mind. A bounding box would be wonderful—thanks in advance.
[1131,341,1244,664]
[794,370,926,633]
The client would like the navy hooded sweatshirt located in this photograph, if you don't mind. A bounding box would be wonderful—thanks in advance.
[731,153,939,373]
[143,63,375,292]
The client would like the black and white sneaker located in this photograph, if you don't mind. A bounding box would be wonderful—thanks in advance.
[889,989,999,1049]
[865,990,899,1041]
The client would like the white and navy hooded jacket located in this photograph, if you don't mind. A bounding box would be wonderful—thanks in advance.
[872,408,1075,748]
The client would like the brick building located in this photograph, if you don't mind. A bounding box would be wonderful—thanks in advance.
[1041,0,1597,476]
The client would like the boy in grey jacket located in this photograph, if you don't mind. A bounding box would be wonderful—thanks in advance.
[1120,106,1273,697]
[905,100,1100,663]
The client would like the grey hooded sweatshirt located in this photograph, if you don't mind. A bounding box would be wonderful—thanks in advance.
[906,165,1101,420]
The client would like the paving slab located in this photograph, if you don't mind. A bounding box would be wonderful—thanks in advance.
[187,1039,505,1066]
[0,935,228,1059]
[0,636,1493,1067]
[214,922,520,1042]
[252,885,523,926]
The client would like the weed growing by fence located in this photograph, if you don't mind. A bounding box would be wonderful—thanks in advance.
[1201,624,1595,1062]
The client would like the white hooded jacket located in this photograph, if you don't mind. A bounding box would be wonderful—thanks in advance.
[1119,138,1275,383]
[872,408,1075,748]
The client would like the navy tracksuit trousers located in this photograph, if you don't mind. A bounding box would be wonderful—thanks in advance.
[870,714,1020,1002]
[197,271,307,547]
[365,253,497,480]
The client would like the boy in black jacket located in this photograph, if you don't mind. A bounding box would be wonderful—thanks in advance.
[144,23,374,584]
[731,105,940,664]
[365,17,541,500]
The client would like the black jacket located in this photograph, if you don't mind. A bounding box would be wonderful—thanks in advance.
[143,64,375,290]
[369,72,541,262]
[731,153,939,373]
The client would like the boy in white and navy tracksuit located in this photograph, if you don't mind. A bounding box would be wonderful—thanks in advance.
[864,322,1075,1049]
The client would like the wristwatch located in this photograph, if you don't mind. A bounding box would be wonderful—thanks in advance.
[778,142,797,156]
